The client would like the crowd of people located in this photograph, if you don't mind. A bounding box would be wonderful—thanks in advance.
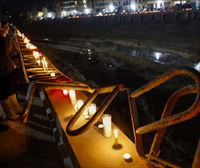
[0,20,23,125]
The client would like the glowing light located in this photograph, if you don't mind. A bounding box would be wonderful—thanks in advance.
[47,12,53,18]
[88,103,96,115]
[42,57,48,72]
[84,8,91,15]
[63,90,68,96]
[114,129,119,145]
[109,4,115,12]
[33,51,40,60]
[154,51,162,60]
[123,153,132,162]
[37,12,44,18]
[98,124,104,129]
[194,62,200,72]
[50,73,55,77]
[61,10,67,17]
[69,90,76,105]
[74,99,84,112]
[102,114,112,137]
[131,3,136,11]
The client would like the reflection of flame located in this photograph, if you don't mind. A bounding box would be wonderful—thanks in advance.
[194,63,200,72]
[154,51,162,60]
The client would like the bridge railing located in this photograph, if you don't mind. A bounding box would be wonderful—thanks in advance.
[17,32,200,168]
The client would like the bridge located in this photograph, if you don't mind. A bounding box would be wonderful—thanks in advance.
[15,27,200,168]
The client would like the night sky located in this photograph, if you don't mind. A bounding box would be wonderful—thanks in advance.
[0,0,53,11]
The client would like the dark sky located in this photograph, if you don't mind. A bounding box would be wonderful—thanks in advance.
[0,0,53,11]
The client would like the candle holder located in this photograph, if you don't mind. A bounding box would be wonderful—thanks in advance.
[123,153,133,162]
[102,114,112,138]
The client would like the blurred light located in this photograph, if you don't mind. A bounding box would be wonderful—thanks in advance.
[157,0,163,8]
[72,10,78,15]
[131,3,136,11]
[37,12,44,18]
[109,4,115,12]
[47,12,55,18]
[194,62,200,72]
[154,51,162,60]
[63,90,68,96]
[84,8,91,15]
[61,10,67,17]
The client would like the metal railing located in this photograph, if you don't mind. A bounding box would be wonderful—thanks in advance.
[17,33,200,168]
[129,67,200,167]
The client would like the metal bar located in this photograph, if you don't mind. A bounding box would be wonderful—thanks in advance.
[20,82,36,123]
[66,85,124,136]
[16,37,29,83]
[149,86,197,156]
[192,139,200,168]
[146,154,181,168]
[128,93,144,156]
[130,68,200,99]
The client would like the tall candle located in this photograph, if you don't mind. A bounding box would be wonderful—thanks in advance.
[88,103,96,116]
[75,99,84,112]
[69,90,76,105]
[102,114,112,138]
[113,129,119,145]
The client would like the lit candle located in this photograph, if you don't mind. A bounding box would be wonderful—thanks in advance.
[69,90,76,105]
[123,153,132,162]
[113,129,119,145]
[102,114,112,138]
[50,72,55,77]
[88,103,96,116]
[74,99,84,112]
[63,90,68,96]
[33,51,40,60]
[42,57,48,72]
[98,124,104,129]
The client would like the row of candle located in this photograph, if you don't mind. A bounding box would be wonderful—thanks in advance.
[65,89,114,138]
[19,32,52,74]
[18,31,133,163]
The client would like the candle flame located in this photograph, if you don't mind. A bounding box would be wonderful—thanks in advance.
[114,129,118,138]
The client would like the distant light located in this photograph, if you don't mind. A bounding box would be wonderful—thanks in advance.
[109,4,115,12]
[61,10,67,17]
[72,10,78,15]
[131,3,136,11]
[154,51,162,60]
[194,62,200,72]
[84,8,91,15]
[37,11,44,18]
[47,12,54,18]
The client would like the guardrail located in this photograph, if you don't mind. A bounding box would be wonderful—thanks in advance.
[17,31,200,168]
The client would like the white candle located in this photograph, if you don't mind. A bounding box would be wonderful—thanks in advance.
[69,90,76,105]
[42,57,48,72]
[123,153,132,162]
[74,99,84,112]
[63,90,68,96]
[88,103,96,116]
[113,129,119,145]
[98,124,104,129]
[102,114,112,138]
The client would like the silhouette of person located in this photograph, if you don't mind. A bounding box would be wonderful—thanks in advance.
[0,21,22,120]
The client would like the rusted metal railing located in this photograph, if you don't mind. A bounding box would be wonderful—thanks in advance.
[66,84,125,136]
[17,32,199,168]
[129,67,200,167]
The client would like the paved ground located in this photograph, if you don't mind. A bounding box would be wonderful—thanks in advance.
[0,99,64,168]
